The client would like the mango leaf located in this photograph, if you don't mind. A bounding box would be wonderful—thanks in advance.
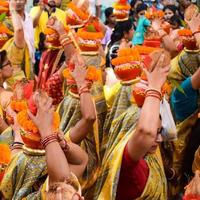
[169,79,186,96]
[0,13,6,23]
[87,25,96,32]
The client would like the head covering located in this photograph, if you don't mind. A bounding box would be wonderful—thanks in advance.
[113,0,131,21]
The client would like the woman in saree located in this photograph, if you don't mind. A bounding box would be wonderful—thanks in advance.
[0,50,14,134]
[0,91,88,200]
[2,0,34,82]
[51,18,107,197]
[167,12,200,197]
[0,57,96,200]
[94,52,169,200]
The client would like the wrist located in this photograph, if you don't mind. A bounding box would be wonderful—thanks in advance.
[76,80,88,88]
[39,129,53,138]
[148,85,162,92]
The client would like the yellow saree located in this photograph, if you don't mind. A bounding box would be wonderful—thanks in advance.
[58,55,107,197]
[0,147,47,200]
[94,105,167,200]
[168,48,200,195]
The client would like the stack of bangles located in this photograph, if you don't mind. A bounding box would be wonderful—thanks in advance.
[145,88,162,101]
[11,142,24,151]
[59,32,72,47]
[78,84,90,96]
[41,134,70,153]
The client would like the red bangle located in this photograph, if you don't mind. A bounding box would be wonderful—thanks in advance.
[145,94,162,101]
[41,134,58,149]
[193,30,200,36]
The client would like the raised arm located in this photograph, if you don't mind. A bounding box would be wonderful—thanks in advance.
[10,0,25,48]
[29,93,71,183]
[31,1,45,28]
[127,53,170,161]
[69,53,96,144]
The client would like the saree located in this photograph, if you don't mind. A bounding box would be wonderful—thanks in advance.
[2,38,32,81]
[58,54,107,197]
[0,147,47,200]
[101,79,139,158]
[94,105,167,200]
[168,48,200,195]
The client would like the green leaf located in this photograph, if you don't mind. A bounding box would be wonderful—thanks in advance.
[0,13,6,23]
[170,79,186,96]
[87,25,96,32]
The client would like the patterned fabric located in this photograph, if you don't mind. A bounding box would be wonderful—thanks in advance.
[58,55,107,198]
[168,49,200,195]
[94,105,167,200]
[0,150,47,200]
[2,38,32,80]
[101,79,139,158]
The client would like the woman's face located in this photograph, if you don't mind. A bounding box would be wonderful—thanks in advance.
[1,58,13,79]
[108,14,116,25]
[164,8,174,20]
[124,27,134,41]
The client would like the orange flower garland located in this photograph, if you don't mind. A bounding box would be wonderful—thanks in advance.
[63,66,100,83]
[10,99,28,112]
[145,9,164,20]
[111,47,141,66]
[77,29,104,40]
[178,29,193,37]
[67,2,89,21]
[17,110,60,135]
[135,45,160,55]
[0,142,11,182]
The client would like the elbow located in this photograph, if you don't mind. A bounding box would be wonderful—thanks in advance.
[83,114,96,124]
[137,126,156,138]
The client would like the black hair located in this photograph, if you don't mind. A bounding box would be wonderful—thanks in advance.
[168,15,182,28]
[136,3,148,14]
[0,50,7,69]
[104,7,114,25]
[110,19,133,46]
[163,5,177,15]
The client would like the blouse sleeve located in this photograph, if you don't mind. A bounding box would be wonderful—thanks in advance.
[171,77,199,121]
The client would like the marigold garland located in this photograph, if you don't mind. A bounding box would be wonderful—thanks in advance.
[135,45,160,55]
[145,9,164,19]
[178,29,193,37]
[67,2,89,21]
[113,3,131,10]
[10,99,28,112]
[63,66,100,83]
[111,47,141,66]
[0,142,11,165]
[17,110,60,135]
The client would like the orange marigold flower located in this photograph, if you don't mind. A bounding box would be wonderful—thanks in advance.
[178,29,193,37]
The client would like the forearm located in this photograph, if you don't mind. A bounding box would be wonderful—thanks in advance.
[69,91,96,144]
[11,12,25,48]
[33,9,43,28]
[191,68,200,89]
[66,143,88,177]
[0,118,8,133]
[43,131,71,182]
[128,95,160,161]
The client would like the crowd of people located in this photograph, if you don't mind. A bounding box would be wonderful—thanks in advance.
[0,0,200,199]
